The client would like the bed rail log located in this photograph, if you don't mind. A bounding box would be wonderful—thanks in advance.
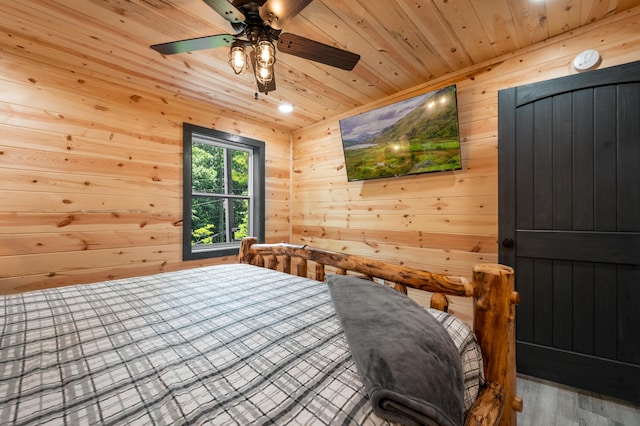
[238,237,521,426]
[239,237,474,297]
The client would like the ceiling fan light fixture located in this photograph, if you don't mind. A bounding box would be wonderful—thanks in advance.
[256,62,274,85]
[151,0,360,96]
[256,39,276,67]
[228,43,249,75]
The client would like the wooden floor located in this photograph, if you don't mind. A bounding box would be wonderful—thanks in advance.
[516,374,640,425]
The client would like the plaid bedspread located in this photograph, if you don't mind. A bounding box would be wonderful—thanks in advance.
[0,264,389,426]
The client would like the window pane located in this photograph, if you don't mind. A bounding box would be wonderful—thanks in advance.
[192,142,224,194]
[230,149,249,196]
[190,196,250,247]
[191,196,227,246]
[232,198,249,240]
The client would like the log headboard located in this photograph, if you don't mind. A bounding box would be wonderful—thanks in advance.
[238,237,522,426]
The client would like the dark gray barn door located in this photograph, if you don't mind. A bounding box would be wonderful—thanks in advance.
[498,60,640,403]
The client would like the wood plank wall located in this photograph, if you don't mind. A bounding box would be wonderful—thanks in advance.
[290,8,640,322]
[2,6,640,304]
[0,45,292,294]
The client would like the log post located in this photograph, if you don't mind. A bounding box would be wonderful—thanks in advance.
[266,255,278,270]
[465,382,505,426]
[472,264,521,426]
[315,263,325,281]
[394,282,408,294]
[283,255,291,274]
[430,292,449,312]
[238,236,258,264]
[297,259,307,278]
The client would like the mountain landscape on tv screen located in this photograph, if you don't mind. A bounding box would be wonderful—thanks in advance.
[339,85,462,181]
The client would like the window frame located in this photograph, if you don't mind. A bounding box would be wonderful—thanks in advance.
[182,123,265,260]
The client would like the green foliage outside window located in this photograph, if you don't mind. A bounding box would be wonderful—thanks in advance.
[191,142,250,247]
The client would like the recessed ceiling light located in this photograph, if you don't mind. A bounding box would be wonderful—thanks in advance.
[278,103,293,113]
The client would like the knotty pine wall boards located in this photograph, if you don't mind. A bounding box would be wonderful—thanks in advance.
[1,6,640,307]
[0,54,291,294]
[290,8,640,322]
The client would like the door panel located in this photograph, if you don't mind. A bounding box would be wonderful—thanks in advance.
[498,60,640,403]
[619,84,640,230]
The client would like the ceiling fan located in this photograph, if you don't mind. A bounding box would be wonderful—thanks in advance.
[150,0,361,95]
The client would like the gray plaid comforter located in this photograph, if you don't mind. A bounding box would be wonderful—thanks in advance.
[0,264,389,426]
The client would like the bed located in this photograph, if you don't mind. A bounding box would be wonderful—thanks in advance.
[0,237,521,425]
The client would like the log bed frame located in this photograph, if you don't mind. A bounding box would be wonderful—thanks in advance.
[239,237,523,426]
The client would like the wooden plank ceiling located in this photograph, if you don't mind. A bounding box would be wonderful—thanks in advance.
[2,0,639,131]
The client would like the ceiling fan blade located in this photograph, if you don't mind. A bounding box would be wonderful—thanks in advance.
[203,0,245,23]
[151,34,235,55]
[259,0,313,30]
[277,33,360,71]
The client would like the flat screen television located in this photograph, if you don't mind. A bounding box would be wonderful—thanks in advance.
[339,84,462,182]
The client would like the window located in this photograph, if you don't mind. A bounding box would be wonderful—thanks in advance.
[183,123,265,260]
